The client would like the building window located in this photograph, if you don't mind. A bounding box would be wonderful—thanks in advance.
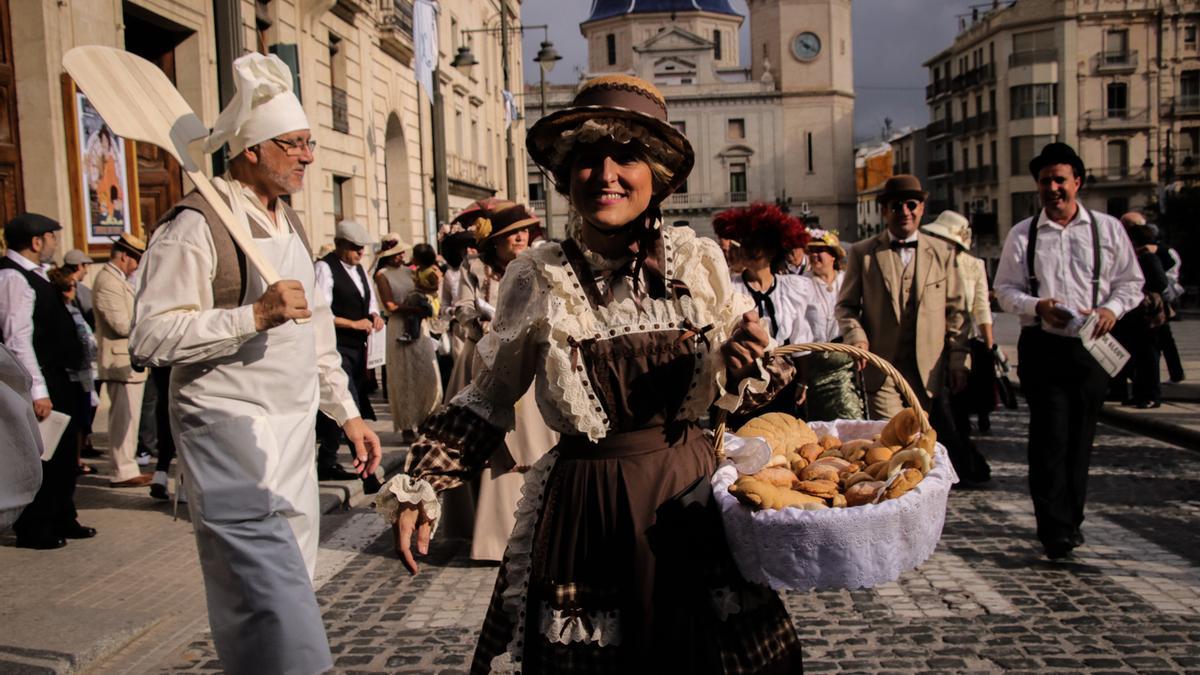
[529,173,544,202]
[606,34,616,66]
[1010,83,1057,119]
[1012,28,1054,54]
[727,118,745,140]
[1011,191,1039,220]
[455,109,463,155]
[729,162,747,201]
[806,132,814,173]
[1182,70,1200,108]
[1105,29,1129,61]
[713,29,722,60]
[333,175,352,223]
[451,17,459,50]
[1106,140,1128,178]
[1185,24,1197,49]
[671,121,686,135]
[329,35,348,133]
[1106,82,1128,117]
[1011,134,1055,176]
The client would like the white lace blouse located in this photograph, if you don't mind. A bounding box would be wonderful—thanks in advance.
[803,270,845,343]
[730,274,814,346]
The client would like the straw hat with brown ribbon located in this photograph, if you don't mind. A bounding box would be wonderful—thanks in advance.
[526,74,694,200]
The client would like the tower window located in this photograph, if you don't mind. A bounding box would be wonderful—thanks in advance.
[727,118,745,140]
[606,34,616,66]
[713,29,722,60]
[806,132,814,173]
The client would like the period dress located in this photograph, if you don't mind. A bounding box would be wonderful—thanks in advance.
[380,265,441,432]
[803,270,864,421]
[380,224,802,673]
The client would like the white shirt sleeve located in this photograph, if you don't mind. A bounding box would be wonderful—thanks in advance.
[313,260,334,306]
[994,219,1041,319]
[0,269,46,400]
[129,209,259,367]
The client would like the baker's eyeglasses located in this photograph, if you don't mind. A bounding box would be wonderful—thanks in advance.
[888,200,922,213]
[271,137,318,156]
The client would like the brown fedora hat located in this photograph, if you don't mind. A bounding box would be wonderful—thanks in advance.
[526,74,694,199]
[876,174,928,204]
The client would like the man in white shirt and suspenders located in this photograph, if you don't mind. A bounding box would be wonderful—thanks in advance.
[994,143,1144,560]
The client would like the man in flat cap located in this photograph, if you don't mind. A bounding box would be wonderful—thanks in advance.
[994,142,1143,560]
[836,175,976,478]
[0,213,92,549]
[313,219,384,486]
[129,52,380,673]
[93,233,151,487]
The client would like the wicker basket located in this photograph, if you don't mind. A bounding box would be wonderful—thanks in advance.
[710,342,956,591]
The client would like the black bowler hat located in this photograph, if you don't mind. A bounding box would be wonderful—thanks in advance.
[3,213,61,245]
[1029,142,1085,179]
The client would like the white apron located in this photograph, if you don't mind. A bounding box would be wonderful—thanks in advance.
[172,201,331,675]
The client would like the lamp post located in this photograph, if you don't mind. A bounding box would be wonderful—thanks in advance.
[451,23,560,208]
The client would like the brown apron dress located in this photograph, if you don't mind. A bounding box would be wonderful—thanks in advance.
[470,240,802,674]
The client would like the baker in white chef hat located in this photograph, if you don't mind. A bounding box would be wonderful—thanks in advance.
[130,50,380,675]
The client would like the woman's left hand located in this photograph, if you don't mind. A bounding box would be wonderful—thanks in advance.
[721,311,769,384]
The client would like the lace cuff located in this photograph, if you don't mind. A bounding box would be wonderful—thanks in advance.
[374,474,442,535]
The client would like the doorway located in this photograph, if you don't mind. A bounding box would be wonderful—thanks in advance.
[384,113,412,237]
[0,0,23,227]
[123,4,191,234]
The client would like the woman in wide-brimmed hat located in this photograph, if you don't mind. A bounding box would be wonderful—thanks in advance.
[800,228,865,421]
[379,74,802,673]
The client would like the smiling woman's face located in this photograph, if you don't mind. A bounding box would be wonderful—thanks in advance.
[568,140,655,230]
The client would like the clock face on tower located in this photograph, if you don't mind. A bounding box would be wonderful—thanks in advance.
[791,31,821,62]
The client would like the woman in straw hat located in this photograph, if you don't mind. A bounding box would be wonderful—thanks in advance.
[374,240,441,436]
[377,74,802,672]
[801,228,865,421]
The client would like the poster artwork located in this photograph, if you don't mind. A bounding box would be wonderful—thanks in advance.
[75,92,132,242]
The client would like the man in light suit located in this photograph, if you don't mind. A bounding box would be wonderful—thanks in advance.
[836,175,975,472]
[94,233,151,487]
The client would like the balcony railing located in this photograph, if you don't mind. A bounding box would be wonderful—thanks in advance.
[332,86,349,133]
[1094,50,1138,73]
[927,118,951,137]
[1009,49,1058,67]
[927,159,952,176]
[960,110,997,134]
[1087,166,1153,185]
[664,192,711,209]
[925,79,951,100]
[971,164,998,183]
[447,154,493,188]
[378,0,415,62]
[1080,107,1150,131]
[1162,94,1200,117]
[727,191,748,204]
[950,63,996,92]
[529,199,546,212]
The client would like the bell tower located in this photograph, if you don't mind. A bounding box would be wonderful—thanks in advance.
[748,0,856,235]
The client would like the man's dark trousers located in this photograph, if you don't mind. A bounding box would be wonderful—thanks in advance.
[14,370,81,541]
[1017,327,1109,549]
[316,341,366,468]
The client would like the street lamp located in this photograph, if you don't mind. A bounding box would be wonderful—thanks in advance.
[449,23,558,205]
[534,39,561,235]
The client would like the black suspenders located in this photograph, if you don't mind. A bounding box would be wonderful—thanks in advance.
[1025,208,1102,317]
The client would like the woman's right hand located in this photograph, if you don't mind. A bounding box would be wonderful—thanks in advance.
[393,504,433,575]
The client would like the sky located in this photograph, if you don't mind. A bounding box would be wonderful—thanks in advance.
[520,0,986,143]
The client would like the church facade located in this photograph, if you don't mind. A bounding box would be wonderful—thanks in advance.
[525,0,856,241]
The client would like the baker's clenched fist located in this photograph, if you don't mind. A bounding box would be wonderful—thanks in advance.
[253,280,312,331]
[721,311,770,384]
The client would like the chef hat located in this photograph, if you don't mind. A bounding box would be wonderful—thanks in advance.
[204,53,310,156]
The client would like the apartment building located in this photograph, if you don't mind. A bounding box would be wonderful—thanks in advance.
[923,0,1199,269]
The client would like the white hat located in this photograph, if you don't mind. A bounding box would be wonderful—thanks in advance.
[334,220,373,247]
[204,53,310,156]
[920,210,971,250]
[63,249,93,265]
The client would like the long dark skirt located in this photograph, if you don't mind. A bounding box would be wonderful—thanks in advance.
[471,424,802,674]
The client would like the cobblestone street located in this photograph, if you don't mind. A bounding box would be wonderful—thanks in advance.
[139,402,1200,674]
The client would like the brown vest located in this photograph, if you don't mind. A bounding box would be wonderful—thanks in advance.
[152,191,314,308]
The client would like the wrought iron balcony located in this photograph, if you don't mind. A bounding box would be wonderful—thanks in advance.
[927,159,952,176]
[378,0,415,63]
[1080,107,1150,132]
[1086,166,1153,186]
[1162,94,1200,118]
[1094,50,1138,73]
[927,118,951,138]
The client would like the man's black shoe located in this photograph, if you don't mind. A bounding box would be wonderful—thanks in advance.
[1067,529,1085,548]
[362,474,382,495]
[1044,538,1075,561]
[16,535,67,550]
[317,464,359,481]
[149,483,170,500]
[59,523,97,539]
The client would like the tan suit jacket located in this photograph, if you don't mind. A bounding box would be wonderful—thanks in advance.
[94,262,146,383]
[836,231,968,398]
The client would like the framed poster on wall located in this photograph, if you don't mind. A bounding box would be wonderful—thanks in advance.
[61,74,140,256]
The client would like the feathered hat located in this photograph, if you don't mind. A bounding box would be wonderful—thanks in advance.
[712,202,810,252]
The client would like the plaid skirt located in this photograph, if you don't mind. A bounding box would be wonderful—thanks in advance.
[470,424,803,674]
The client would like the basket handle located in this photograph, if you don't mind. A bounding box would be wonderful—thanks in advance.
[712,342,931,462]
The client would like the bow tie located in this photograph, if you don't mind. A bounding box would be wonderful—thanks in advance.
[889,240,918,251]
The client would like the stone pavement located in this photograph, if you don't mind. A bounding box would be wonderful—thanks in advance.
[141,403,1200,674]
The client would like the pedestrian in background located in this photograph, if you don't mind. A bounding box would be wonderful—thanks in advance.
[921,210,997,435]
[994,142,1144,560]
[47,267,98,477]
[374,240,441,437]
[313,219,385,488]
[0,213,92,549]
[93,233,151,487]
[1125,223,1169,409]
[62,249,95,330]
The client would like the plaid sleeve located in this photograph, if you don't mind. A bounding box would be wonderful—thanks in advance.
[404,404,509,492]
[733,353,797,415]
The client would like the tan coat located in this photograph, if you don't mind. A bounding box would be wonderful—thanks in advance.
[93,262,146,383]
[836,232,968,398]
